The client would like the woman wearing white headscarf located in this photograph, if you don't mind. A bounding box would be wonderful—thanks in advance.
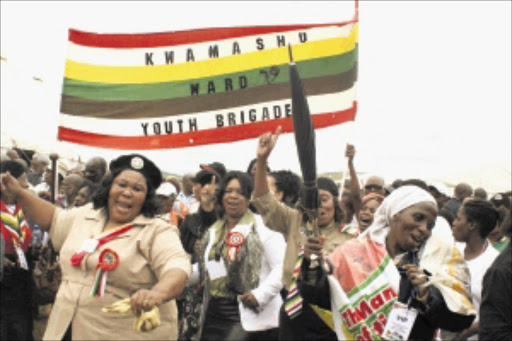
[298,186,476,340]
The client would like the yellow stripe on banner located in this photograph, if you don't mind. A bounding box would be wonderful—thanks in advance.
[64,25,357,84]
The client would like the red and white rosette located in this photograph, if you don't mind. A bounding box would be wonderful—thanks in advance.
[91,248,119,297]
[225,232,246,263]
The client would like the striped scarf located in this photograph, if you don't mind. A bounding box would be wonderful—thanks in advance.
[0,200,31,252]
[284,247,305,319]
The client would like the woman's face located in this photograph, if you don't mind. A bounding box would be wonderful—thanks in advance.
[222,178,248,219]
[389,202,437,252]
[73,187,91,207]
[452,206,473,242]
[358,199,380,231]
[318,189,335,227]
[108,170,148,224]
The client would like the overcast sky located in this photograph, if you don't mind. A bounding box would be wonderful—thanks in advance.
[1,1,511,192]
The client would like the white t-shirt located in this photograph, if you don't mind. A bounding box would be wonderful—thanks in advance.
[459,242,499,341]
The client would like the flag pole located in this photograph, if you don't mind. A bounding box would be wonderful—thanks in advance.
[339,0,359,197]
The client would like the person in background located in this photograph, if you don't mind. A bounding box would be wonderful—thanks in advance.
[252,128,352,341]
[363,176,386,196]
[353,192,384,235]
[267,170,302,208]
[0,160,34,340]
[443,182,473,217]
[1,153,190,340]
[473,187,488,200]
[299,186,476,340]
[72,180,96,208]
[452,199,500,340]
[156,182,177,222]
[34,170,64,202]
[479,210,512,340]
[27,153,50,187]
[83,156,107,185]
[171,174,198,227]
[488,194,511,252]
[6,149,19,160]
[191,171,285,341]
[178,169,220,341]
[59,174,85,208]
[246,158,270,181]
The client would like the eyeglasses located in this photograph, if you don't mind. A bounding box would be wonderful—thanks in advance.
[364,184,383,191]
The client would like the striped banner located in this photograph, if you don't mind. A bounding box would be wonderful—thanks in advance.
[59,20,358,149]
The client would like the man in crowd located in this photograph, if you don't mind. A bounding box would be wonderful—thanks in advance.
[59,174,85,208]
[83,157,107,184]
[156,181,178,222]
[27,152,50,187]
[488,193,511,252]
[363,175,386,196]
[474,187,488,200]
[443,182,473,217]
[6,149,19,160]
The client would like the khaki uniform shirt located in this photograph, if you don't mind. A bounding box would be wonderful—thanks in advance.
[43,204,191,341]
[251,192,353,290]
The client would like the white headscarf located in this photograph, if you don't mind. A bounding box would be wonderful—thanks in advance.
[358,185,437,244]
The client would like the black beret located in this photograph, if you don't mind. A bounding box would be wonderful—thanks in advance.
[317,177,339,198]
[109,154,162,189]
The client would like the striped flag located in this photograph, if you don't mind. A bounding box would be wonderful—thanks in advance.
[59,20,358,150]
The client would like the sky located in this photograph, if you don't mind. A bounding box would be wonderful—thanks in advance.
[1,1,511,192]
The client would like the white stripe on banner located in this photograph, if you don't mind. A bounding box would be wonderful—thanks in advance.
[59,87,356,136]
[66,25,355,66]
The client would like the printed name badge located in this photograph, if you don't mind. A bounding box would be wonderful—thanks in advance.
[382,301,418,341]
[80,238,99,253]
[207,260,227,280]
[15,245,29,270]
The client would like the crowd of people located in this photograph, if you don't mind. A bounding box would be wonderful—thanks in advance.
[0,130,510,341]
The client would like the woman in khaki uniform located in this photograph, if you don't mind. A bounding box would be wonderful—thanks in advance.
[251,129,353,340]
[0,154,190,340]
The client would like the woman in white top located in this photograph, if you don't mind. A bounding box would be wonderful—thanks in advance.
[452,198,500,340]
[191,171,285,341]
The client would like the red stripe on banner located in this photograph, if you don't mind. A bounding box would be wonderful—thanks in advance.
[69,20,356,48]
[58,102,356,150]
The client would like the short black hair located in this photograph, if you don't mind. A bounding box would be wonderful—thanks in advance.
[91,167,159,218]
[462,199,499,239]
[270,170,302,205]
[0,160,26,178]
[216,171,253,217]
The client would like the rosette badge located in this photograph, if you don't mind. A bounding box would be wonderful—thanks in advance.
[91,248,120,297]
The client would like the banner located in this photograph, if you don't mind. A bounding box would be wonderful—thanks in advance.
[328,239,399,340]
[58,20,358,149]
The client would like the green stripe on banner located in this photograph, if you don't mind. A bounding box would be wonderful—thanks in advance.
[61,67,356,118]
[62,46,357,101]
